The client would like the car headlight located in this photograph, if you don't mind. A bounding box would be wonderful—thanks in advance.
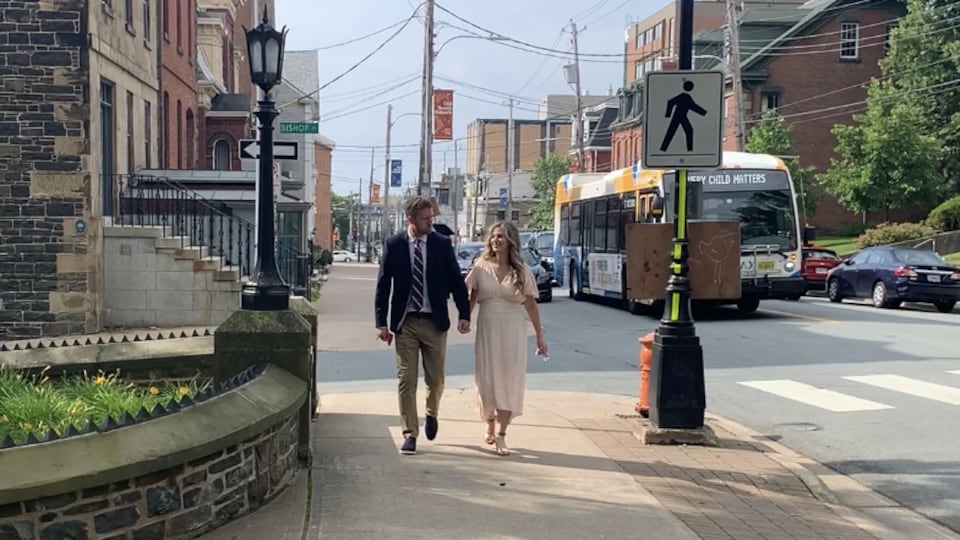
[784,261,796,272]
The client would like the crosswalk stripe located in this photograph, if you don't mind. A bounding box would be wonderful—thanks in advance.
[844,374,960,406]
[948,370,960,376]
[737,380,893,412]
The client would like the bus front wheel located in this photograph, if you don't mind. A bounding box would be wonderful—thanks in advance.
[737,297,760,313]
[569,265,583,301]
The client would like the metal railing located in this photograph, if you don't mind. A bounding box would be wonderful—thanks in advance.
[112,174,313,293]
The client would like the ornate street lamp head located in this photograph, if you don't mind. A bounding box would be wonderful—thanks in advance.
[244,7,288,93]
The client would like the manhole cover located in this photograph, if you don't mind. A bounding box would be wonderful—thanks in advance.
[777,422,822,432]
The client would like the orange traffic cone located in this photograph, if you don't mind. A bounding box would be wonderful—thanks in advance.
[635,332,655,418]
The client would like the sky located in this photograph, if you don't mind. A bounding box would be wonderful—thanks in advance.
[275,0,661,198]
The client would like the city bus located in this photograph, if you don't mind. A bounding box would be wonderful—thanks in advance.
[552,151,807,314]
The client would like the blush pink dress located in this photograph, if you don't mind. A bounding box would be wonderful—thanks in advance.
[465,258,538,421]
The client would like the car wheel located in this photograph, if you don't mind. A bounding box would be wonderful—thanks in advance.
[872,281,894,308]
[827,278,843,303]
[934,300,956,313]
[540,289,553,303]
[737,297,760,313]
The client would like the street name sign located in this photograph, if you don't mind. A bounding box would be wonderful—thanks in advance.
[279,122,319,134]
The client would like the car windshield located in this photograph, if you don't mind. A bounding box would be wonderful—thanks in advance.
[521,249,539,266]
[805,249,839,260]
[457,244,484,261]
[699,190,797,250]
[892,249,947,266]
[535,233,554,252]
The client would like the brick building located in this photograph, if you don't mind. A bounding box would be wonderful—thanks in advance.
[161,0,198,168]
[612,0,912,231]
[572,102,619,173]
[465,119,572,176]
[313,138,335,250]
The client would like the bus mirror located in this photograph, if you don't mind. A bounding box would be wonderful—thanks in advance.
[803,226,816,245]
[650,196,665,217]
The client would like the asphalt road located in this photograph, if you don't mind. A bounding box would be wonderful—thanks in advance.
[316,262,960,533]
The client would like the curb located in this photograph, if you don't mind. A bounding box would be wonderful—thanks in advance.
[703,412,960,540]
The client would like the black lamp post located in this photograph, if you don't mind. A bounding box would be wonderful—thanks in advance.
[647,0,706,430]
[241,9,290,311]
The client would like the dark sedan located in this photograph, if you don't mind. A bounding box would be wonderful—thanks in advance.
[468,247,553,303]
[826,247,960,313]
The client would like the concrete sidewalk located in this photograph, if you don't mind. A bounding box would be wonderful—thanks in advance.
[200,389,958,540]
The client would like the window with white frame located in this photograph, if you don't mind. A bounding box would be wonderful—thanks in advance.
[654,22,662,42]
[840,22,860,59]
[635,62,642,80]
[637,31,644,48]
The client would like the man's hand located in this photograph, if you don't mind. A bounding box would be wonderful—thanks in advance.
[457,319,471,334]
[377,327,393,345]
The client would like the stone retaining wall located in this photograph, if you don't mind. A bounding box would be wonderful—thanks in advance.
[0,415,297,540]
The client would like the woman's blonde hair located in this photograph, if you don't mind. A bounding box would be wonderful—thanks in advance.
[482,221,526,294]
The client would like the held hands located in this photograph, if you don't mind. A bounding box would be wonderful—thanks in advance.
[457,319,471,334]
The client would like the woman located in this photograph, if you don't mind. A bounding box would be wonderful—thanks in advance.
[465,221,548,456]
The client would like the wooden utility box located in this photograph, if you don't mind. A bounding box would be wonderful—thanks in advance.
[625,221,741,300]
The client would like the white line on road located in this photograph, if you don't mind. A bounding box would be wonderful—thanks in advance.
[844,374,960,406]
[737,380,894,412]
[336,277,377,281]
[948,370,960,376]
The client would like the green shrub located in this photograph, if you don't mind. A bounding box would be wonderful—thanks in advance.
[926,195,960,232]
[856,222,935,249]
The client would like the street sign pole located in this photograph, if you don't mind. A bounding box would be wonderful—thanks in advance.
[647,0,708,431]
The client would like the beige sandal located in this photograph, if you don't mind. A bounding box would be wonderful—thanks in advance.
[484,420,496,445]
[494,433,510,456]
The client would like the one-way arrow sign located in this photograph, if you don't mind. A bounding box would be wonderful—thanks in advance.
[239,139,298,160]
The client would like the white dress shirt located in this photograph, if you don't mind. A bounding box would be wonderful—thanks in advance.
[406,234,432,314]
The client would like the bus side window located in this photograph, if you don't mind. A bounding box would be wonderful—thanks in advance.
[593,199,607,252]
[560,205,570,245]
[621,195,636,252]
[571,202,582,248]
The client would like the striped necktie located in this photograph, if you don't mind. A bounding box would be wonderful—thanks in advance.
[411,239,424,311]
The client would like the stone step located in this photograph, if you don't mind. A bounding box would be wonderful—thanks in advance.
[193,256,222,272]
[214,266,241,282]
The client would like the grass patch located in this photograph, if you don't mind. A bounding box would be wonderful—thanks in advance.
[816,235,859,256]
[945,252,960,264]
[0,367,209,445]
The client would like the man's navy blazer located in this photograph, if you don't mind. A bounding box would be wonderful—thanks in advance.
[375,230,470,334]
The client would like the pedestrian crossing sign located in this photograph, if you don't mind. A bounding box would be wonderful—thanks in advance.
[643,70,724,169]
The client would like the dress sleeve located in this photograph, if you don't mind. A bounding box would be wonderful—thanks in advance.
[522,264,537,298]
[465,263,478,291]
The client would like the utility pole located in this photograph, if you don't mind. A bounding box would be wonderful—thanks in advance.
[452,138,459,244]
[570,20,585,172]
[366,148,375,262]
[383,105,392,236]
[726,0,746,151]
[418,0,435,196]
[506,97,514,222]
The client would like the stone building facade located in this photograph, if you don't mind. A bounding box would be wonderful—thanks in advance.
[1,1,95,340]
[0,0,160,340]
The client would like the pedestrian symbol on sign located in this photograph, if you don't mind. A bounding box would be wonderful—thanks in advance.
[660,80,707,153]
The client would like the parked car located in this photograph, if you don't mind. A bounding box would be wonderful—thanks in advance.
[799,246,842,295]
[468,247,553,302]
[456,241,485,277]
[331,250,357,262]
[526,231,557,284]
[826,247,960,313]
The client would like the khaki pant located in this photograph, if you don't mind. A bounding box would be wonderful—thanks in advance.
[395,316,447,438]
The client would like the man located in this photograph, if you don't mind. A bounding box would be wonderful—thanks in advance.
[375,196,470,455]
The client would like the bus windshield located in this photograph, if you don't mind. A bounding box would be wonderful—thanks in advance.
[699,190,797,250]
